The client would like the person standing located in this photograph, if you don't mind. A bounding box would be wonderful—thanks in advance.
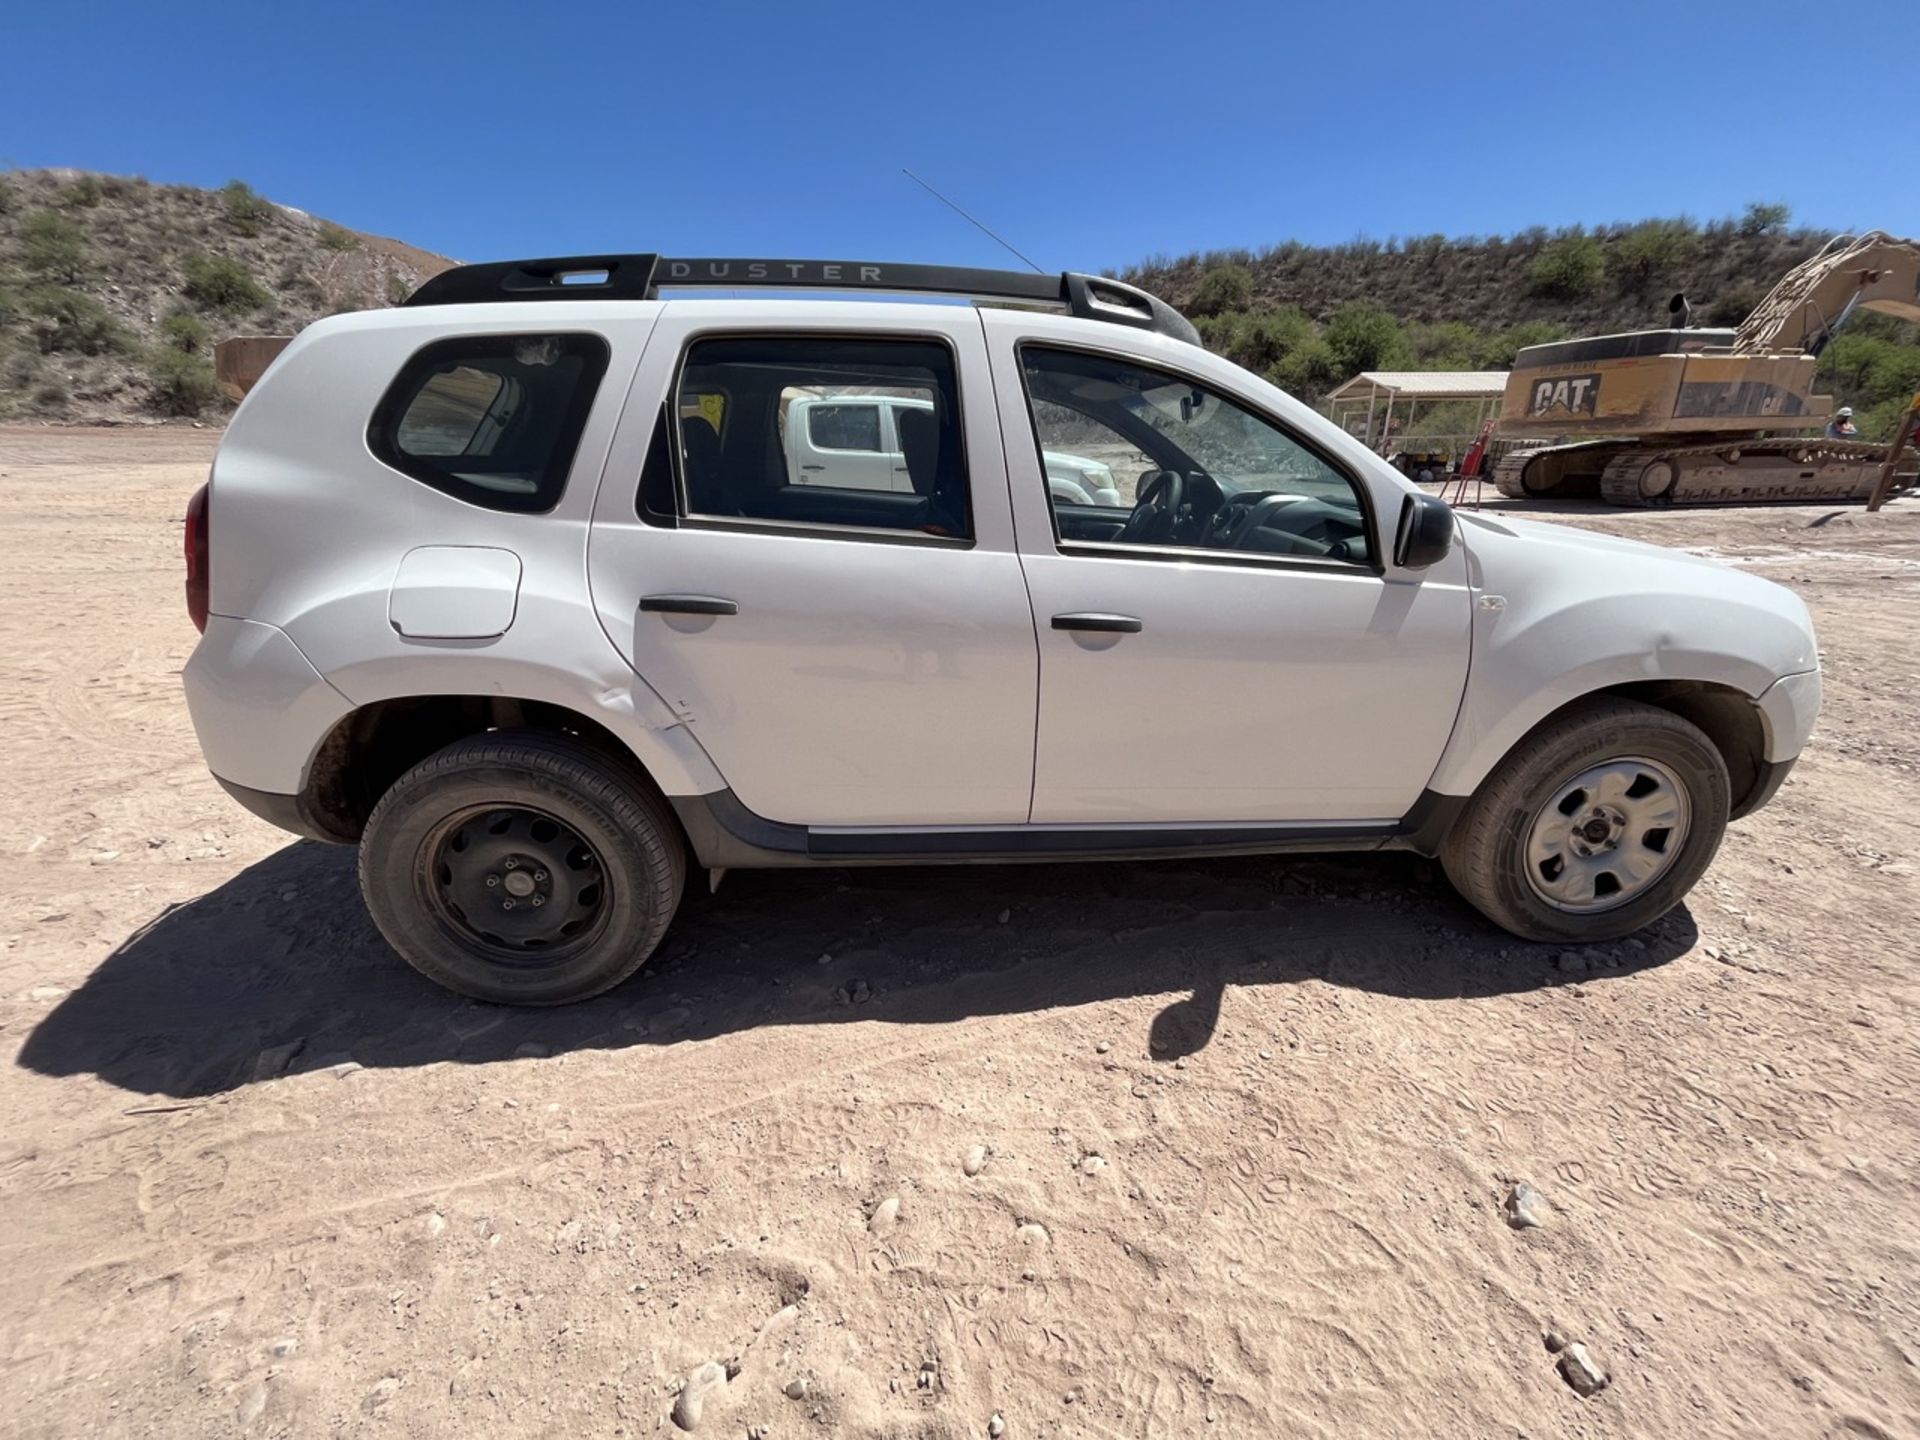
[1827,406,1859,440]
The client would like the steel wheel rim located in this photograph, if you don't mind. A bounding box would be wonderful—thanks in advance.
[1524,756,1690,913]
[422,804,610,965]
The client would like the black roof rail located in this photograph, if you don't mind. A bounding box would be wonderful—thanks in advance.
[402,253,1200,345]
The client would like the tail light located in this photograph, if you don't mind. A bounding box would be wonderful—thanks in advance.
[185,481,210,633]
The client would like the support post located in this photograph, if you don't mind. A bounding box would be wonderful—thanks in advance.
[1867,392,1920,512]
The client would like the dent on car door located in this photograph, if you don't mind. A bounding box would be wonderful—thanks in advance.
[984,324,1473,825]
[585,317,1040,827]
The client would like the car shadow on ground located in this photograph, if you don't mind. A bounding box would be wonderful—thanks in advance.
[20,840,1697,1098]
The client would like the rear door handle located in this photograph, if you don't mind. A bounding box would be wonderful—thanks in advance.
[1051,612,1143,634]
[641,594,738,616]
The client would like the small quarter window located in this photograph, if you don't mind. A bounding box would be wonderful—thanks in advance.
[369,332,610,512]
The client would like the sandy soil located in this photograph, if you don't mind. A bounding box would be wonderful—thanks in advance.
[3,425,1918,1439]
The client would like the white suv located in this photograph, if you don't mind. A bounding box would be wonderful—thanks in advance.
[182,254,1821,1004]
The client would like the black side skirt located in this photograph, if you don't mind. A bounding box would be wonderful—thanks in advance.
[670,789,1470,870]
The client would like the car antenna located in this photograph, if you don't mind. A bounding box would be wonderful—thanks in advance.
[900,168,1046,274]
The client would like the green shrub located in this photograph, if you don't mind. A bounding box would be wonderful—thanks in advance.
[1200,305,1316,373]
[1324,303,1413,377]
[1410,320,1484,370]
[1739,202,1791,237]
[28,287,129,355]
[318,220,358,252]
[1706,286,1762,327]
[160,308,210,353]
[1611,220,1696,289]
[182,253,269,312]
[25,212,86,280]
[1191,263,1254,317]
[1268,336,1341,401]
[1527,233,1604,299]
[63,175,104,208]
[387,273,413,306]
[1481,321,1570,368]
[147,349,221,417]
[1858,395,1920,444]
[222,179,274,236]
[33,380,70,412]
[1,341,38,386]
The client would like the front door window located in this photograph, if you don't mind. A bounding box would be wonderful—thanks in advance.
[1019,346,1372,566]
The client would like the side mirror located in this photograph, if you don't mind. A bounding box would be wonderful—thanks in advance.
[1669,292,1692,327]
[1394,491,1454,570]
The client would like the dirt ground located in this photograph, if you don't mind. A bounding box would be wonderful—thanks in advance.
[2,424,1917,1440]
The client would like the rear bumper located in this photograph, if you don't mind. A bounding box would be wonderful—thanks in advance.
[184,616,351,794]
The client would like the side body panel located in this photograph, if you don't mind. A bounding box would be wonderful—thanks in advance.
[586,302,1040,826]
[201,301,725,800]
[979,309,1474,824]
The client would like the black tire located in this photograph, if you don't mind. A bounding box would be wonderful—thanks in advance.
[1440,698,1729,944]
[359,730,685,1005]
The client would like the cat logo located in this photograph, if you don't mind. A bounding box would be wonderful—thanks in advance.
[1530,373,1601,417]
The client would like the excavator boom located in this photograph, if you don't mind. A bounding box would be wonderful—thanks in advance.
[1734,231,1920,355]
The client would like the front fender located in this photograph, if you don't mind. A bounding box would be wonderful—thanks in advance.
[1427,515,1818,797]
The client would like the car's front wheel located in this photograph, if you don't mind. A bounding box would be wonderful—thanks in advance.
[1442,698,1730,943]
[359,731,685,1004]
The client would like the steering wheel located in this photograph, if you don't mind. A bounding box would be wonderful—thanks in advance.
[1202,494,1261,549]
[1118,470,1186,545]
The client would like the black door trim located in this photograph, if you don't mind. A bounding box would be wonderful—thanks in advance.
[669,788,1467,870]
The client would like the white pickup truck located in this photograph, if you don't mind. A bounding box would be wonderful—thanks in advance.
[785,392,1124,506]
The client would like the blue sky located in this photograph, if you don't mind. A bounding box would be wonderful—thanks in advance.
[6,0,1917,272]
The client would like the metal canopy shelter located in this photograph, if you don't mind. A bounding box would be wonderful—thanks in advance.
[1324,370,1509,459]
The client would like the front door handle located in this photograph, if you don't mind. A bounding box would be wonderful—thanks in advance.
[1051,612,1143,634]
[641,594,738,616]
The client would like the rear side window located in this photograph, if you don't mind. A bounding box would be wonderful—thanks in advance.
[670,336,970,541]
[368,333,610,512]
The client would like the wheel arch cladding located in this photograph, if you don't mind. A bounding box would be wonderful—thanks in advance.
[296,694,685,844]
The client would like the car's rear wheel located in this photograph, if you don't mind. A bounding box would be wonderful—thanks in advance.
[1441,698,1729,943]
[359,731,684,1004]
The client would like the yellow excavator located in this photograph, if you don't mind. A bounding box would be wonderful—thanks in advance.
[1492,231,1920,505]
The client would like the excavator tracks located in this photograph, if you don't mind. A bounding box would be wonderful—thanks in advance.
[1491,451,1532,499]
[1491,440,1623,499]
[1596,439,1915,508]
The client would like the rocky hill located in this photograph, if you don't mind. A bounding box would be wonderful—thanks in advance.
[4,173,1914,440]
[0,169,453,424]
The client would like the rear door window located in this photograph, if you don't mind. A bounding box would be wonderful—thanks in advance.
[369,333,610,512]
[670,336,971,541]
